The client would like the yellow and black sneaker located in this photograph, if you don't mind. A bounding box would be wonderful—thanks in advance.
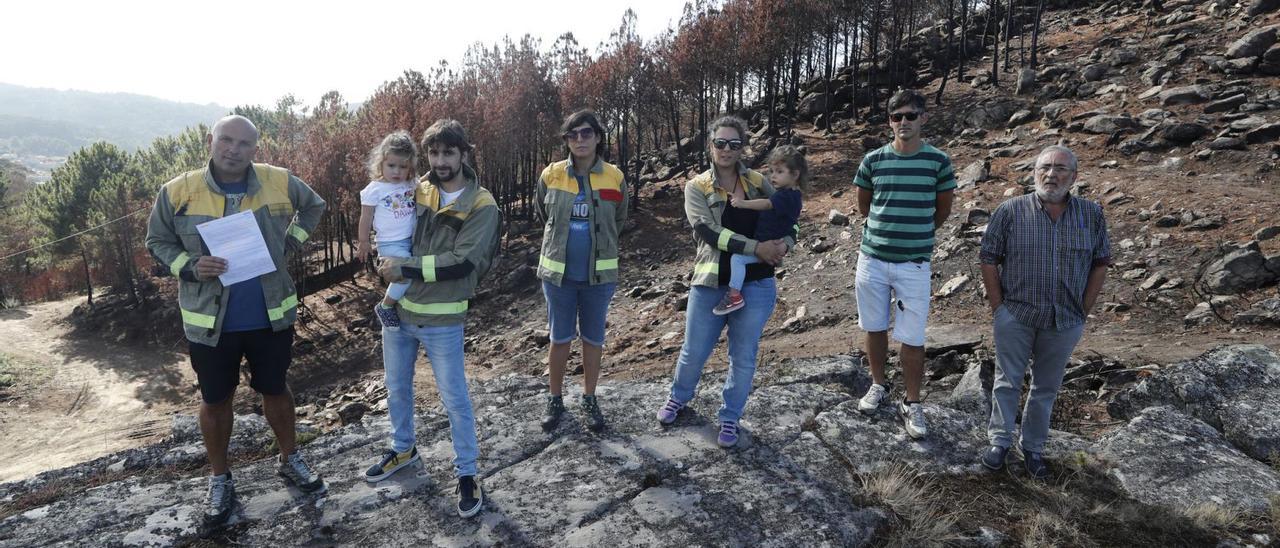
[364,446,420,482]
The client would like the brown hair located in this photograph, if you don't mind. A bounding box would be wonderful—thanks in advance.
[420,119,474,155]
[367,130,417,181]
[887,89,927,113]
[766,145,811,193]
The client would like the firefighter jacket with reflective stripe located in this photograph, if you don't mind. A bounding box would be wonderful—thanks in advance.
[392,166,502,327]
[145,162,326,346]
[534,158,628,286]
[684,164,795,287]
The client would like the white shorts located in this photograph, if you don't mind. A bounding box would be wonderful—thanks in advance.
[855,252,932,347]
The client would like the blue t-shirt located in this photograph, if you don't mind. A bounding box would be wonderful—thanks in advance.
[754,188,803,241]
[563,175,593,282]
[214,179,271,333]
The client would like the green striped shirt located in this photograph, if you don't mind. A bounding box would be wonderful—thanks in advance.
[853,143,956,262]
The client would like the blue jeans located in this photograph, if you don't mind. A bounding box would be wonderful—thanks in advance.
[382,322,478,477]
[378,238,412,301]
[728,254,760,290]
[542,279,617,347]
[669,278,777,423]
[988,305,1084,453]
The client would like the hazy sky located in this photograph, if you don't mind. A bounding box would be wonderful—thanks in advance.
[3,0,690,108]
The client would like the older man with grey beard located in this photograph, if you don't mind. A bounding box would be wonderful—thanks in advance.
[976,145,1110,479]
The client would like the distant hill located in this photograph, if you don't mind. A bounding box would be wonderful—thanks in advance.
[0,82,229,158]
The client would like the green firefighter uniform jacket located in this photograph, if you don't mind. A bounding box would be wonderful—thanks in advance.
[145,162,326,346]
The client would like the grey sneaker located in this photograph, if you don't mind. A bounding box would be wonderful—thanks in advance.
[203,472,237,528]
[858,383,888,414]
[898,401,928,439]
[278,452,325,493]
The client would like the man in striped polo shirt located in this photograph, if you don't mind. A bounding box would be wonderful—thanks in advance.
[853,89,955,439]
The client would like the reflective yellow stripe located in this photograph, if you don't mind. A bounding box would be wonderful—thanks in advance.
[288,224,309,243]
[793,223,800,237]
[400,299,469,315]
[717,229,733,251]
[595,257,618,271]
[170,252,190,277]
[540,255,565,274]
[694,262,719,275]
[267,293,298,321]
[181,308,216,329]
[421,255,437,283]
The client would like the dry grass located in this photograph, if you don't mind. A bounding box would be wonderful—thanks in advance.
[1022,511,1093,548]
[1270,495,1280,536]
[1182,502,1244,531]
[859,463,965,547]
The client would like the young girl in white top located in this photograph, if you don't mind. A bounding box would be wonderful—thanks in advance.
[358,130,418,330]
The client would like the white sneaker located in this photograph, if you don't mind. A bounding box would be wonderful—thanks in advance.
[858,383,888,414]
[898,401,928,439]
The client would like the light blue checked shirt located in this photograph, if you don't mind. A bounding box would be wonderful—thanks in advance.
[979,193,1111,330]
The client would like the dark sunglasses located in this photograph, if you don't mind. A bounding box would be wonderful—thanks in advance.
[563,127,596,141]
[712,138,744,151]
[889,111,921,122]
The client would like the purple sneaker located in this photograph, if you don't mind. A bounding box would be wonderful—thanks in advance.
[375,304,401,331]
[655,397,685,425]
[717,421,739,448]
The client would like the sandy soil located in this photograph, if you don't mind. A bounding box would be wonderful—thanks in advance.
[0,297,194,482]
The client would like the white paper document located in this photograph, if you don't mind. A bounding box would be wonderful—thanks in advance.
[195,210,277,286]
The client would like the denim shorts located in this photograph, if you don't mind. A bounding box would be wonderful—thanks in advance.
[855,252,931,347]
[542,279,617,347]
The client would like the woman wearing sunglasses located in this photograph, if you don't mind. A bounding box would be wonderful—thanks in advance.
[654,115,791,448]
[534,110,629,433]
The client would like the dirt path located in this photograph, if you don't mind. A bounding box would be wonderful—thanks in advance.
[0,297,194,482]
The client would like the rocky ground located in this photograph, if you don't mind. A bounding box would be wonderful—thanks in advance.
[4,0,1280,545]
[1,345,1277,546]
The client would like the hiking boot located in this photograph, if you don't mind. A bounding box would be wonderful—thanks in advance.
[364,446,420,482]
[581,395,606,432]
[203,472,237,528]
[277,451,326,494]
[898,401,928,440]
[375,303,401,331]
[712,290,745,315]
[655,397,686,425]
[456,475,484,518]
[980,445,1009,471]
[541,395,565,432]
[717,421,740,448]
[858,383,888,414]
[1023,449,1049,480]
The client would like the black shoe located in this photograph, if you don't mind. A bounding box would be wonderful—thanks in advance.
[581,395,606,432]
[1023,449,1049,479]
[456,475,483,518]
[980,445,1008,471]
[541,395,565,431]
